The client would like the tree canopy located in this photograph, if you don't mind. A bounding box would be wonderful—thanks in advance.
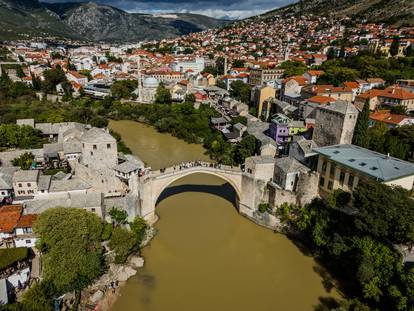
[154,83,172,104]
[229,80,251,104]
[33,208,103,293]
[0,124,45,149]
[281,180,414,310]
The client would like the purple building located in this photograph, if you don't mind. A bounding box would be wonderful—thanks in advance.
[269,114,291,144]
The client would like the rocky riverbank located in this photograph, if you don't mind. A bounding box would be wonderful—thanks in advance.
[79,224,158,310]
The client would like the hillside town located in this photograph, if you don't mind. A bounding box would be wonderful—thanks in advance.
[0,7,414,311]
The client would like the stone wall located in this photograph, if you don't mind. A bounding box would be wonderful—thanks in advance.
[267,171,319,209]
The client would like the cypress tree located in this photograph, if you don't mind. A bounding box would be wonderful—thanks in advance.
[352,101,370,148]
[389,37,400,57]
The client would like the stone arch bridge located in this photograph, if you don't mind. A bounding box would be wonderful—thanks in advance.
[137,163,257,223]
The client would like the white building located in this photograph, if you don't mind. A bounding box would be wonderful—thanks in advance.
[171,57,205,74]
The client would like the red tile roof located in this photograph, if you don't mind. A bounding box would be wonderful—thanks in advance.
[284,75,308,85]
[343,81,359,89]
[306,70,324,77]
[369,110,409,125]
[16,214,37,228]
[307,95,336,104]
[356,89,384,100]
[0,205,22,233]
[380,87,414,100]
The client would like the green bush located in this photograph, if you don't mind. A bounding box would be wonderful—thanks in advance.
[109,227,137,264]
[0,247,29,270]
[101,222,113,241]
[258,203,269,213]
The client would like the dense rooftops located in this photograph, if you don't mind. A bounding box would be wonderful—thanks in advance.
[314,144,414,182]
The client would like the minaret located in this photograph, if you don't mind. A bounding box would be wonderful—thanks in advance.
[224,55,228,75]
[284,44,290,61]
[137,56,143,102]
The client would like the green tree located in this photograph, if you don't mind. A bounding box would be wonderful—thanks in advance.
[110,80,137,99]
[184,93,196,104]
[258,202,269,213]
[31,73,41,91]
[353,181,414,244]
[216,79,226,89]
[278,61,307,78]
[109,227,137,264]
[33,208,103,293]
[20,281,56,311]
[42,67,67,94]
[232,59,245,68]
[101,222,113,241]
[0,124,45,149]
[154,83,172,104]
[229,80,251,104]
[233,135,256,164]
[215,57,225,75]
[109,207,128,226]
[130,217,147,244]
[390,38,400,57]
[352,102,370,148]
[231,116,247,126]
[12,152,34,170]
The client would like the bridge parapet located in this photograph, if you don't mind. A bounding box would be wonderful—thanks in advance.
[141,162,243,182]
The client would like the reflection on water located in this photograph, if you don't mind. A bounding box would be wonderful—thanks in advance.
[109,120,339,311]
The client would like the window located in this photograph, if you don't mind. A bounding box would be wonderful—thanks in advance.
[348,175,354,188]
[328,181,333,190]
[107,144,111,149]
[25,240,31,244]
[319,177,325,187]
[339,172,345,186]
[18,183,22,188]
[321,161,327,172]
[27,183,31,187]
[330,164,336,178]
[93,144,97,150]
[91,208,96,212]
[90,151,93,156]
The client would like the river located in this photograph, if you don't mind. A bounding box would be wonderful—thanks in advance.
[109,120,339,311]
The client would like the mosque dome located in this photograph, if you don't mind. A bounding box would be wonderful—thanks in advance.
[143,77,159,88]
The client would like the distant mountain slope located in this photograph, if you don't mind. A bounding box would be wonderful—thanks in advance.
[0,0,81,40]
[262,0,414,26]
[0,0,227,42]
[44,2,227,42]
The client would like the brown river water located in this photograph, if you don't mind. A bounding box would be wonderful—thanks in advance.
[109,120,339,311]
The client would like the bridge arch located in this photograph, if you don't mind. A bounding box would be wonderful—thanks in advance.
[152,170,242,209]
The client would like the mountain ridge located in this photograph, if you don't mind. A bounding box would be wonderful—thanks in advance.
[261,0,414,26]
[0,0,228,42]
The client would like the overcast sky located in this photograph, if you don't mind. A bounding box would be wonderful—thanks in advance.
[42,0,296,19]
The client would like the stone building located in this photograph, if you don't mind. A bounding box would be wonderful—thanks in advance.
[249,68,284,86]
[81,127,118,170]
[138,77,159,104]
[273,157,311,192]
[312,100,359,147]
[315,144,414,195]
